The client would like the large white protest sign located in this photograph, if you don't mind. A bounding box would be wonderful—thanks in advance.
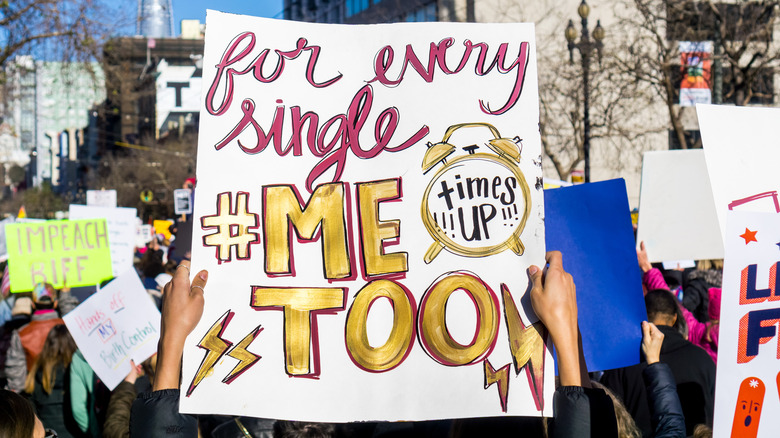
[713,210,780,437]
[62,270,160,390]
[181,12,549,422]
[636,149,723,262]
[69,205,137,277]
[698,104,780,243]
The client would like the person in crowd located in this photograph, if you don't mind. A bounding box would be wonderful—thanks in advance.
[601,290,716,437]
[140,239,166,291]
[104,359,154,438]
[0,296,32,389]
[637,243,721,363]
[130,253,619,437]
[70,348,102,437]
[24,323,80,438]
[5,283,64,392]
[0,388,49,438]
[638,321,685,438]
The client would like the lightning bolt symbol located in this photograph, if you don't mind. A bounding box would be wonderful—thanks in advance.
[223,325,263,384]
[186,310,234,397]
[483,359,511,412]
[501,283,548,411]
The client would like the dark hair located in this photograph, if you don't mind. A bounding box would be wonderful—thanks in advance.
[25,324,77,394]
[0,389,36,438]
[645,289,678,321]
[274,421,336,438]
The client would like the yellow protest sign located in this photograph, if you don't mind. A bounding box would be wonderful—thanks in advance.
[5,219,114,292]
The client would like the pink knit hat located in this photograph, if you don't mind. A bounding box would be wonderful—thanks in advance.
[708,287,722,321]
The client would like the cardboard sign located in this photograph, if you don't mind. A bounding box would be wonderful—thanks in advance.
[181,12,548,421]
[698,105,780,243]
[86,190,117,208]
[636,149,724,262]
[713,210,780,437]
[62,270,160,390]
[174,188,193,215]
[69,205,138,277]
[545,179,645,372]
[5,219,113,292]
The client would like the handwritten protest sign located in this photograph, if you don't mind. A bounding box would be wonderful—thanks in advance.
[63,270,160,390]
[713,210,780,437]
[5,219,113,292]
[636,150,724,262]
[698,104,780,242]
[69,205,138,277]
[181,12,548,421]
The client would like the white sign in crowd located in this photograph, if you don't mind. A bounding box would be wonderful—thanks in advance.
[181,12,548,422]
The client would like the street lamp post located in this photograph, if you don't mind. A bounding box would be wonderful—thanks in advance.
[565,0,604,183]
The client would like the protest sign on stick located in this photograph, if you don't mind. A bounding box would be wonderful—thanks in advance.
[181,12,548,421]
[5,219,113,292]
[63,270,160,390]
[636,149,724,262]
[69,205,138,277]
[713,210,780,437]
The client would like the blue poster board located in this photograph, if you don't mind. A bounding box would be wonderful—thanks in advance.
[545,178,646,372]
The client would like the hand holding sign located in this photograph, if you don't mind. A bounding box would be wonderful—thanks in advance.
[155,261,208,391]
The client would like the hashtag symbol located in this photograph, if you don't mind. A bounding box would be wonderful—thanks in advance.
[201,192,260,262]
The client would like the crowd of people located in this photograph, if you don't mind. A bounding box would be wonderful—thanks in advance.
[0,231,722,437]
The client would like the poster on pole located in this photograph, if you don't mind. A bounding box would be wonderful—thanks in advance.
[69,205,138,277]
[679,41,712,107]
[5,219,113,292]
[636,149,724,262]
[698,105,780,243]
[713,210,780,437]
[62,270,161,390]
[181,12,548,422]
[174,188,193,215]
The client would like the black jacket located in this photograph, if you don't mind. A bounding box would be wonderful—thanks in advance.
[130,389,197,437]
[643,363,685,438]
[601,325,715,437]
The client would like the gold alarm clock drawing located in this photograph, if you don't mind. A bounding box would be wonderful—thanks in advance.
[420,122,531,264]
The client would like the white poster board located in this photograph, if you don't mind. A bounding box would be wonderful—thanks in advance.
[136,224,153,248]
[62,270,160,390]
[69,205,137,277]
[698,104,780,243]
[181,12,549,422]
[0,217,15,262]
[713,210,780,437]
[86,190,117,208]
[636,149,723,262]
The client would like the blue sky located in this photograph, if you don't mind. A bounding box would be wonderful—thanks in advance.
[114,1,285,36]
[172,0,285,34]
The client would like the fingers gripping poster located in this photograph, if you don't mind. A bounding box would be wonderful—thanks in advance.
[181,12,549,422]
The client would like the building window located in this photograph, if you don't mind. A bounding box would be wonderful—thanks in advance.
[405,3,437,22]
[668,129,702,150]
[346,0,371,17]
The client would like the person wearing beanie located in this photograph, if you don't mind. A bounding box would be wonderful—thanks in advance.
[4,283,65,392]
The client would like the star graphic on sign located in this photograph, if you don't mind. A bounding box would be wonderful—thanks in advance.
[740,228,758,244]
[750,378,760,388]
